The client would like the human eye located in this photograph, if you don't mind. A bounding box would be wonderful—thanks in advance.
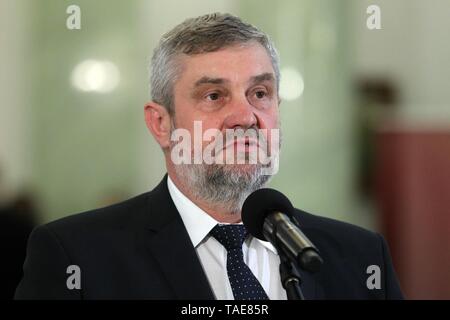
[205,92,221,101]
[250,85,272,99]
[254,89,268,99]
[248,85,275,109]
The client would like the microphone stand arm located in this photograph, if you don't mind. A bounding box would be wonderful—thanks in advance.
[279,252,305,300]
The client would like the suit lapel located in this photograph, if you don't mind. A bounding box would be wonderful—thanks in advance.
[291,210,326,300]
[145,218,215,299]
[297,268,324,300]
[141,175,215,299]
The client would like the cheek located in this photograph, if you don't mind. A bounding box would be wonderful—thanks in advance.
[200,119,224,147]
[176,118,224,150]
[259,108,279,130]
[258,110,280,148]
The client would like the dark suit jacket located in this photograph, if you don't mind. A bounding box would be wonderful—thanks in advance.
[15,175,404,299]
[1,208,35,299]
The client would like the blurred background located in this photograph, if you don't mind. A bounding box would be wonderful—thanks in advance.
[1,0,449,299]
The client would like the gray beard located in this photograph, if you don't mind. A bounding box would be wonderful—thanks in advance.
[169,120,281,215]
[173,163,271,215]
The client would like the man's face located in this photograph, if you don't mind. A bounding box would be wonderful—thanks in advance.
[171,42,280,170]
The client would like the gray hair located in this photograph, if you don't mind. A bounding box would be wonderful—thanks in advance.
[150,13,280,114]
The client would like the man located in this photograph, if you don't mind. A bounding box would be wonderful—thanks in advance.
[15,13,403,300]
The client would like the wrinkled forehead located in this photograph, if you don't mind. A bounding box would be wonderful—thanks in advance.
[174,42,276,88]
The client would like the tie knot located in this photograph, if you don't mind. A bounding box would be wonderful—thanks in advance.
[210,224,248,250]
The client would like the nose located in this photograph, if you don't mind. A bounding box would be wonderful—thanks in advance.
[223,96,258,129]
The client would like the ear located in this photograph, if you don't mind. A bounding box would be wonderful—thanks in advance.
[144,101,172,149]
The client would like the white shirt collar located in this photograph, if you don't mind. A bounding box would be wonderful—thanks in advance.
[167,175,277,253]
[167,175,217,247]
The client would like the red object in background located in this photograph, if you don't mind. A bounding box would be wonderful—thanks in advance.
[375,128,450,299]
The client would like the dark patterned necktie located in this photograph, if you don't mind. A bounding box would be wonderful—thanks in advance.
[210,224,270,300]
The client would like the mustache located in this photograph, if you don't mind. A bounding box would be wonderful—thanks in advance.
[211,126,267,149]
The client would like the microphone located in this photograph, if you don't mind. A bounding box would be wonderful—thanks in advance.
[241,188,323,273]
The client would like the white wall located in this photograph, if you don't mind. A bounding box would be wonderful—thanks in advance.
[0,0,30,203]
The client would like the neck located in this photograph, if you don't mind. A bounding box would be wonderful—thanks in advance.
[167,169,242,224]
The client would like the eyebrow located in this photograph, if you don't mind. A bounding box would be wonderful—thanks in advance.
[193,72,275,88]
[194,76,229,87]
[249,72,275,85]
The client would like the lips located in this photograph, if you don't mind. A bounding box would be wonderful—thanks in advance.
[224,138,259,151]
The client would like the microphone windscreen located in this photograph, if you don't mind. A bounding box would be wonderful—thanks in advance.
[241,188,294,240]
